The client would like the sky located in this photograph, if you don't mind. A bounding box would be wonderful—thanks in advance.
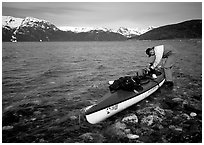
[2,2,202,29]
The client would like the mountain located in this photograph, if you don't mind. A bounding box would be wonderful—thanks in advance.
[131,20,202,40]
[2,16,23,29]
[116,27,141,38]
[59,26,151,38]
[59,26,95,33]
[2,16,127,42]
[2,16,23,42]
[12,17,62,42]
[4,16,200,41]
[139,26,154,35]
[2,16,64,42]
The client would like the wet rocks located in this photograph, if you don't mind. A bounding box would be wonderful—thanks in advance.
[190,112,197,117]
[141,115,163,126]
[172,97,184,102]
[79,133,94,142]
[4,105,14,111]
[105,120,140,140]
[137,106,165,116]
[130,103,203,142]
[2,126,14,131]
[121,113,138,124]
[70,115,78,120]
[174,127,183,132]
[106,121,127,138]
[137,106,166,126]
[154,106,165,116]
[180,113,190,120]
[79,132,105,143]
[33,111,42,116]
[164,109,174,117]
[104,106,169,141]
[169,125,182,132]
[126,134,139,139]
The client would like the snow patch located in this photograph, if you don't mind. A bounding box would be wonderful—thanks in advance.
[59,26,94,33]
[58,26,154,37]
[2,15,154,39]
[140,26,154,34]
[2,16,23,28]
[116,27,141,37]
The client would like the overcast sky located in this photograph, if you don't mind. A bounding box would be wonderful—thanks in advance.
[2,2,202,29]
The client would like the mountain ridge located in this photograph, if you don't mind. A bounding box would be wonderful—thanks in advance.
[132,19,202,40]
[2,16,201,42]
[58,26,154,37]
[2,16,154,42]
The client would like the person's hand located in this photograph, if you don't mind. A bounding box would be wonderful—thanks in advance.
[157,65,162,68]
[149,63,153,66]
[144,67,150,72]
[148,63,154,69]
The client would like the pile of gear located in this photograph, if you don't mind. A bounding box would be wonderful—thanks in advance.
[109,68,161,93]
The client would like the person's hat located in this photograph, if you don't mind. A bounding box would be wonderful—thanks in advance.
[146,47,153,57]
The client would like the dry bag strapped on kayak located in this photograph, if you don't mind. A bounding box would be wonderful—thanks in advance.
[109,76,143,92]
[108,68,162,93]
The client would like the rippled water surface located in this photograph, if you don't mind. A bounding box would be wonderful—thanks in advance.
[2,41,154,108]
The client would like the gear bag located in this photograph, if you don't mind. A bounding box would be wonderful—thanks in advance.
[108,68,162,93]
[109,76,143,92]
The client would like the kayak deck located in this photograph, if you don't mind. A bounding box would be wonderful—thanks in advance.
[85,70,165,115]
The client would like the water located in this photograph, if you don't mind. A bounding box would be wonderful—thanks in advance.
[2,40,202,142]
[2,41,151,108]
[3,41,153,142]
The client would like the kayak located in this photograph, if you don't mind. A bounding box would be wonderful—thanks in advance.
[84,68,165,124]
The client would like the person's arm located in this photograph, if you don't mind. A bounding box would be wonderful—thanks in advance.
[149,56,155,67]
[150,45,164,69]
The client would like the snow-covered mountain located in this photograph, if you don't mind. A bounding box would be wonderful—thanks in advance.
[59,26,94,33]
[116,27,141,38]
[58,26,153,38]
[2,16,23,29]
[2,16,154,41]
[140,26,154,34]
[3,16,63,42]
[59,26,115,33]
[2,16,59,31]
[20,17,59,31]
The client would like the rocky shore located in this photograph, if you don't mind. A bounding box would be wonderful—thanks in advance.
[3,77,201,143]
[78,81,202,143]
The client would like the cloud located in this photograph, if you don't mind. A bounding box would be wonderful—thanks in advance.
[2,2,202,29]
[2,2,93,17]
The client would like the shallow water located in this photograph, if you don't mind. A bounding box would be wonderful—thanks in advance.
[2,40,202,142]
[2,41,154,108]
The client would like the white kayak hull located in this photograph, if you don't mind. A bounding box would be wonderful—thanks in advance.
[86,79,165,124]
